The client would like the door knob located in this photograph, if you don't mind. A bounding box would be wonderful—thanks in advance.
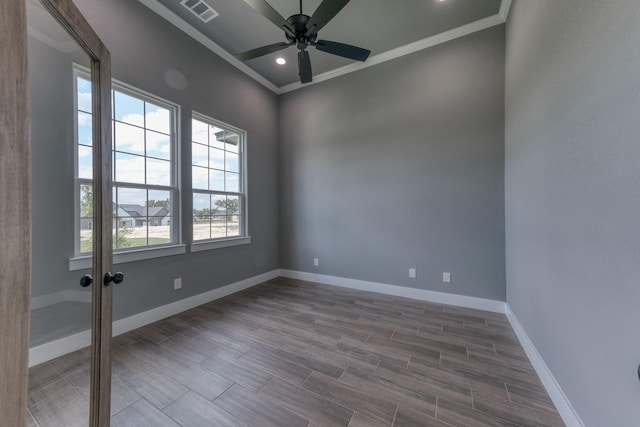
[80,274,93,287]
[104,271,124,286]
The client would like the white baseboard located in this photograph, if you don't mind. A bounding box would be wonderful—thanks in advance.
[111,269,279,337]
[30,290,92,310]
[505,304,585,427]
[279,269,506,313]
[28,269,279,367]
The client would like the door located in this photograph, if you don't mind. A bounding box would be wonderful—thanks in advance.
[1,0,115,425]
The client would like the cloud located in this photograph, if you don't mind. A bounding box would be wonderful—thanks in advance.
[114,154,171,186]
[78,91,92,113]
[114,110,171,160]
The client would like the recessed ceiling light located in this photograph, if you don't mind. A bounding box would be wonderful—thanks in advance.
[275,57,286,65]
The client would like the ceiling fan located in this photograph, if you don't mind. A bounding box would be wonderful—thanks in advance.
[236,0,371,84]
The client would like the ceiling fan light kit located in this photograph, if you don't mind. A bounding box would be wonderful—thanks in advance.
[237,0,371,84]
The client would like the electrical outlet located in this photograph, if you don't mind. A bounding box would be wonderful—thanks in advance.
[409,268,417,279]
[442,272,451,283]
[174,278,182,290]
[314,258,319,266]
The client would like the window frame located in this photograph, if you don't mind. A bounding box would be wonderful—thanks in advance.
[70,65,185,270]
[190,111,250,252]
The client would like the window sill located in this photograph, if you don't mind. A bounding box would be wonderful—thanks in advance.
[190,236,251,253]
[69,244,187,271]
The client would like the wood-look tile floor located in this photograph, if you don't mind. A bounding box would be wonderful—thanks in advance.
[28,277,565,426]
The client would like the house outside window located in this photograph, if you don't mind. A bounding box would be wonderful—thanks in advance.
[75,67,179,256]
[191,113,248,245]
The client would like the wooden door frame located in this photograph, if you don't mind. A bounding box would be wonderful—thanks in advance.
[0,0,31,425]
[1,0,113,425]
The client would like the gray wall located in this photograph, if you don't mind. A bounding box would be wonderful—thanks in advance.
[505,1,640,425]
[279,26,506,301]
[29,37,84,298]
[30,0,279,320]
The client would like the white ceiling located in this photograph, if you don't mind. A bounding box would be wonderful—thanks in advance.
[140,0,510,93]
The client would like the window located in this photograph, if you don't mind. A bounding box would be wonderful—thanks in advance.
[191,113,247,245]
[75,67,179,257]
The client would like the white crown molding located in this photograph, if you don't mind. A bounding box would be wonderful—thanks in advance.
[137,0,279,93]
[138,0,511,94]
[28,269,279,366]
[505,304,586,427]
[279,13,504,94]
[279,269,506,313]
[27,26,80,54]
[499,0,513,21]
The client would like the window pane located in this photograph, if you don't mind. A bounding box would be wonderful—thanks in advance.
[192,142,208,167]
[225,172,239,193]
[145,102,171,134]
[193,193,210,212]
[149,216,171,245]
[148,190,171,216]
[193,193,211,241]
[115,152,145,184]
[192,166,208,190]
[212,194,227,238]
[116,187,146,210]
[209,126,225,150]
[212,194,225,215]
[146,158,171,186]
[226,152,239,173]
[211,216,226,239]
[114,121,144,155]
[227,215,241,237]
[226,195,240,215]
[79,184,93,253]
[78,112,92,146]
[77,77,92,113]
[146,188,171,247]
[192,119,209,144]
[225,132,240,153]
[78,145,92,179]
[210,148,224,170]
[115,187,147,249]
[210,169,224,191]
[114,219,136,249]
[114,91,144,126]
[146,130,170,160]
[125,229,148,248]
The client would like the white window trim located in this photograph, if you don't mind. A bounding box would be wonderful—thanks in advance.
[190,111,249,250]
[71,64,182,269]
[69,244,187,271]
[190,236,251,253]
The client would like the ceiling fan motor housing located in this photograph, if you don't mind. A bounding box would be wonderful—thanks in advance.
[286,14,317,50]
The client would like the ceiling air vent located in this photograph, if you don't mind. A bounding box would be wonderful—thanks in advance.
[180,0,219,23]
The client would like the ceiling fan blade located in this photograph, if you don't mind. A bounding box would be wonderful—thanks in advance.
[304,0,350,36]
[242,0,294,37]
[236,42,292,61]
[298,50,312,84]
[315,40,370,61]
